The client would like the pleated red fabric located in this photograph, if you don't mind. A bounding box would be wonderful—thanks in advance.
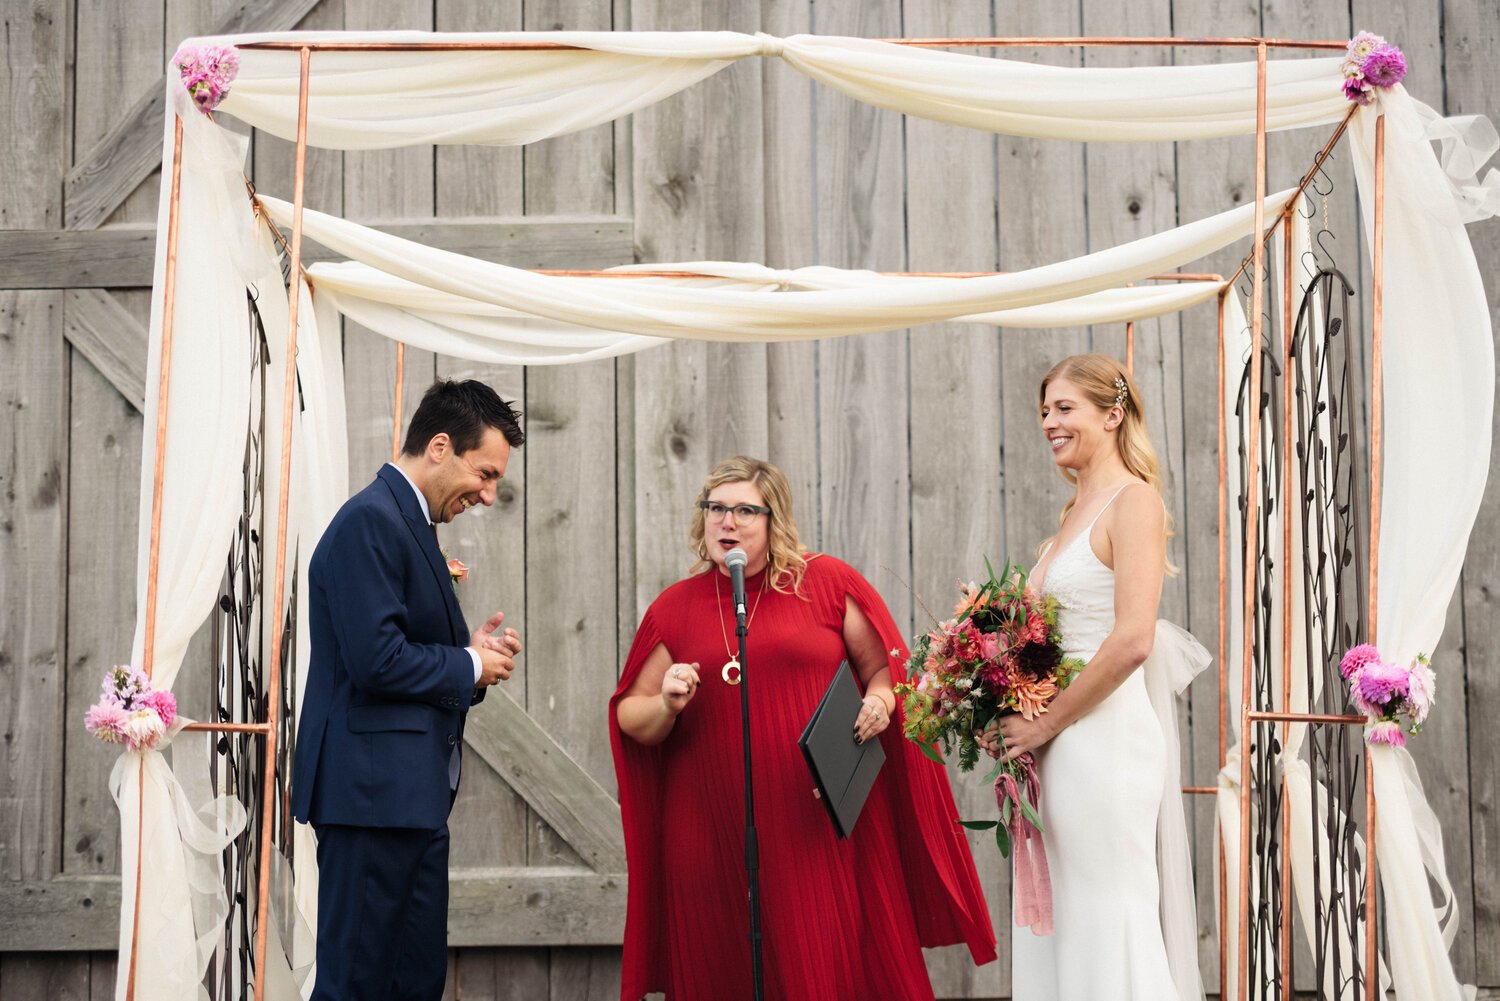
[610,554,996,1001]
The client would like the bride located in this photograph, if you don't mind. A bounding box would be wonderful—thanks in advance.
[978,353,1208,1001]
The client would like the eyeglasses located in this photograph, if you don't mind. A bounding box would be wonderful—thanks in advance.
[697,499,772,526]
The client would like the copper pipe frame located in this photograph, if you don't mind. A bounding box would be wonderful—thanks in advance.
[1247,711,1366,725]
[1216,287,1229,1001]
[182,721,276,734]
[392,343,406,463]
[1124,320,1135,372]
[1363,111,1387,1001]
[126,111,187,1001]
[1183,786,1218,795]
[251,44,312,1001]
[1224,106,1357,293]
[236,36,1350,51]
[1234,42,1268,1001]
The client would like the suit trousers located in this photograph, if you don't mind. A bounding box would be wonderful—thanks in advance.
[310,823,450,1001]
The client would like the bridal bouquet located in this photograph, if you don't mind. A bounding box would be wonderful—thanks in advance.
[84,665,177,752]
[1339,643,1435,746]
[894,560,1081,933]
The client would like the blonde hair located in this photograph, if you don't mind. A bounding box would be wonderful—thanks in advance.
[1039,353,1176,571]
[688,456,810,595]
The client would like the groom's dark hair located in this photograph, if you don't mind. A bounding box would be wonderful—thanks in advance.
[402,379,525,456]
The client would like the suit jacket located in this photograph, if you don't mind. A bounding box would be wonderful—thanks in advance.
[292,464,484,829]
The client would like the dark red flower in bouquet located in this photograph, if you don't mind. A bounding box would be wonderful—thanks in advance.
[1013,637,1063,681]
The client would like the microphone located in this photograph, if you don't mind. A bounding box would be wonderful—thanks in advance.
[725,547,749,631]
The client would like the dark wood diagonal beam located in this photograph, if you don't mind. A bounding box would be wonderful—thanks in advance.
[63,290,148,413]
[462,689,627,874]
[0,216,634,288]
[64,0,327,231]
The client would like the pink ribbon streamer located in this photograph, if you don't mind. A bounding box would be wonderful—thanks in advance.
[997,754,1053,935]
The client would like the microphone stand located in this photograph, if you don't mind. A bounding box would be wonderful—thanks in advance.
[736,583,764,1001]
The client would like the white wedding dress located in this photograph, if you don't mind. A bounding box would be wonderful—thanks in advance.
[1013,486,1209,1001]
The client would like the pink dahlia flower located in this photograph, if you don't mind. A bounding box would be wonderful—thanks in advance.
[85,703,129,743]
[1406,658,1436,724]
[1366,719,1407,747]
[122,710,167,752]
[1339,643,1383,680]
[1356,657,1410,708]
[1362,46,1408,88]
[139,688,177,730]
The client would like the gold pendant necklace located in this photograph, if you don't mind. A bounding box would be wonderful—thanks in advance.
[714,568,766,685]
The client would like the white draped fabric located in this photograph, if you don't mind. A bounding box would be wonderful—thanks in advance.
[295,260,1225,366]
[122,27,1496,1001]
[258,190,1290,343]
[210,31,1356,149]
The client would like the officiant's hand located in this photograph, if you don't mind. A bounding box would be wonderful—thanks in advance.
[660,662,701,715]
[855,695,891,744]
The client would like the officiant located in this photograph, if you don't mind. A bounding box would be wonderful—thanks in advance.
[608,455,995,1001]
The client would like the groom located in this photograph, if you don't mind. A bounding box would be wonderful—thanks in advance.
[292,379,526,1000]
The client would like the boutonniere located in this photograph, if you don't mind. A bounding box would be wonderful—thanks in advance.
[442,550,470,584]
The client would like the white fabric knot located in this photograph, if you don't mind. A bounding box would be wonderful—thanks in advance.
[753,33,786,59]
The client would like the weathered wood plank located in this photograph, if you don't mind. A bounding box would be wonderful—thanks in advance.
[900,2,1004,994]
[62,0,327,231]
[815,0,909,625]
[0,877,120,951]
[1169,1,1265,986]
[420,0,535,885]
[61,358,142,881]
[521,0,621,922]
[0,953,92,1000]
[0,218,634,289]
[630,0,768,615]
[461,690,625,874]
[446,869,625,946]
[991,5,1094,995]
[1448,0,1500,983]
[0,290,68,888]
[450,947,550,999]
[760,0,821,550]
[0,868,623,950]
[60,291,148,413]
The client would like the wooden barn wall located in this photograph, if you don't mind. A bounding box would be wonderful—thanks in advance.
[0,0,1496,996]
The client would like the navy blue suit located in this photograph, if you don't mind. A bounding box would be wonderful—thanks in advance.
[293,465,483,999]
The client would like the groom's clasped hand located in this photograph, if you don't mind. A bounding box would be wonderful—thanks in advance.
[471,610,522,687]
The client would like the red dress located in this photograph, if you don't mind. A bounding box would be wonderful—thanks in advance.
[610,554,996,1001]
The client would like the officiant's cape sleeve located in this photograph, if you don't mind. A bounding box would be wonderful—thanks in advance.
[608,557,996,998]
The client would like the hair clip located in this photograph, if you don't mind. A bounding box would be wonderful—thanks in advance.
[1113,376,1128,408]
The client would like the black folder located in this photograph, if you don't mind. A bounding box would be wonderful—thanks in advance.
[798,661,886,839]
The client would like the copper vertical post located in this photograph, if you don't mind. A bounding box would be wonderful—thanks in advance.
[126,111,186,1001]
[1125,320,1136,373]
[1236,41,1270,1001]
[1363,110,1387,1001]
[253,44,312,1001]
[392,342,406,462]
[1216,286,1230,1001]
